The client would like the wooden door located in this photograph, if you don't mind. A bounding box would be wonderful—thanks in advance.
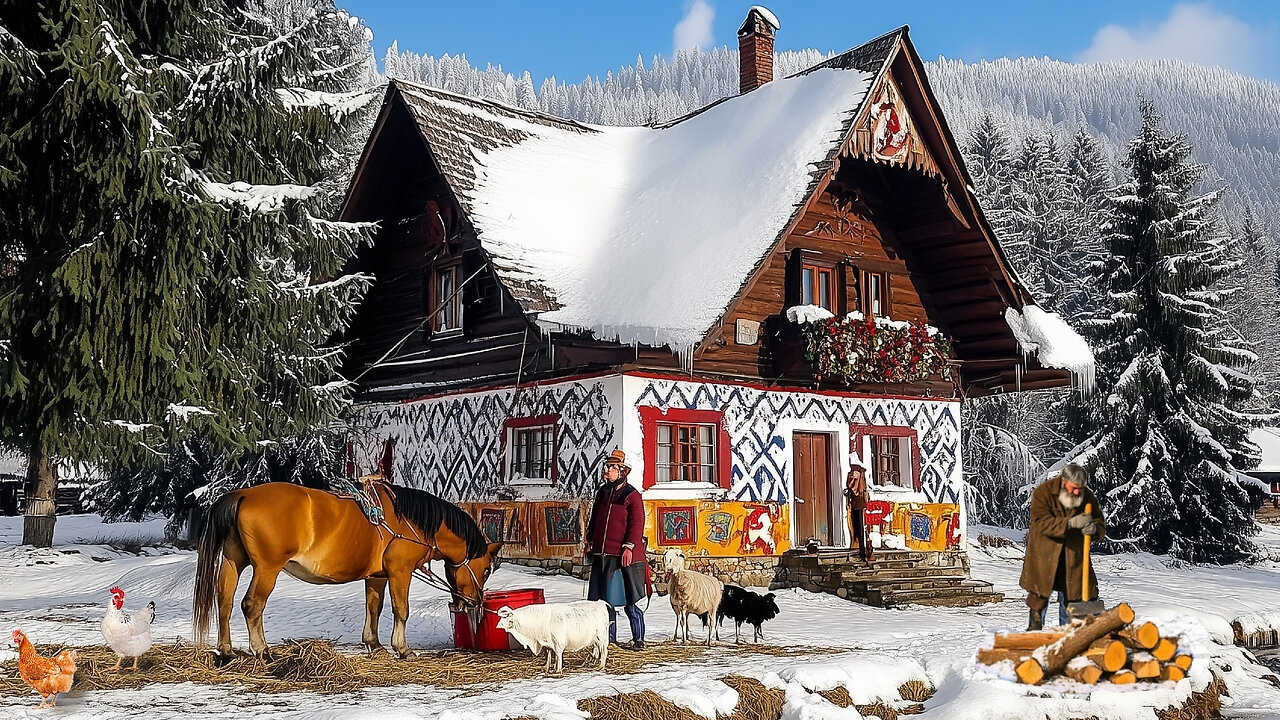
[793,432,833,546]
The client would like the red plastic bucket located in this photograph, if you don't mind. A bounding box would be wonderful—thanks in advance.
[452,588,545,651]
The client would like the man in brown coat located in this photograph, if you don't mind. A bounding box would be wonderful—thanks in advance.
[1019,463,1106,630]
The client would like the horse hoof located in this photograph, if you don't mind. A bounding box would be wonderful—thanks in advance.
[367,646,389,658]
[396,648,416,659]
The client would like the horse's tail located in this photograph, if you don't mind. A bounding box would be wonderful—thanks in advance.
[192,492,243,644]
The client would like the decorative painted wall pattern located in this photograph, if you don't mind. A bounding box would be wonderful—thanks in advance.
[632,378,961,503]
[354,381,616,500]
[645,499,793,557]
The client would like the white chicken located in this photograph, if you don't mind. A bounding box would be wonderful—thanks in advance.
[99,586,155,671]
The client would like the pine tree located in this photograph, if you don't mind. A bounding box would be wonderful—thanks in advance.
[963,114,1017,243]
[0,1,376,546]
[1070,103,1272,563]
[1061,127,1112,322]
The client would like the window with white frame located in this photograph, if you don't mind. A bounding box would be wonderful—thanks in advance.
[656,422,717,483]
[503,416,558,484]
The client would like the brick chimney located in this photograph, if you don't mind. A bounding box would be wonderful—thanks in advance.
[738,6,780,94]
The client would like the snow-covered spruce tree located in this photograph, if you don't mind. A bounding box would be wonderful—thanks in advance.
[0,1,376,547]
[1227,207,1280,408]
[1070,103,1272,563]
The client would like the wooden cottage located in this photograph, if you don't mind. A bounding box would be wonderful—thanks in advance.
[336,12,1093,606]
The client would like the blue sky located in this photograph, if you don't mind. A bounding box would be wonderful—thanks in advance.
[337,1,1280,86]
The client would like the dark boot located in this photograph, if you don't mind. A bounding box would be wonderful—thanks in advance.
[1027,606,1043,632]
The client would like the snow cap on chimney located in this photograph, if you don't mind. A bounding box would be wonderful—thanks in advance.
[738,6,780,94]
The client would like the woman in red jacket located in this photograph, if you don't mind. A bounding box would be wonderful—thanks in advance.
[584,449,648,649]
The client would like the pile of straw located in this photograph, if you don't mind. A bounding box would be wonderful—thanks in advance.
[0,639,715,696]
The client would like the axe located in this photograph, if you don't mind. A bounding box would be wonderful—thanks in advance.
[1067,503,1105,618]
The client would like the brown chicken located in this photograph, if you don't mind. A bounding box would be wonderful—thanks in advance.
[11,630,77,709]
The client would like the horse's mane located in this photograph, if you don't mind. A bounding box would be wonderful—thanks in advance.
[390,484,489,560]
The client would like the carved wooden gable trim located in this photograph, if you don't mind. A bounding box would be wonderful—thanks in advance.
[844,70,943,180]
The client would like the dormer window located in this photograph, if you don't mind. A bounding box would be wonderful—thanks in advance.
[429,259,462,334]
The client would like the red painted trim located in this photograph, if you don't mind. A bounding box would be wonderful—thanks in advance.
[500,414,561,484]
[623,371,961,404]
[638,406,732,491]
[849,423,922,492]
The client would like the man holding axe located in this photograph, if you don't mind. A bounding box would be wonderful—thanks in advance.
[1020,463,1107,630]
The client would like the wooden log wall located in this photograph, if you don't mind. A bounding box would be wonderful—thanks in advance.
[693,183,943,395]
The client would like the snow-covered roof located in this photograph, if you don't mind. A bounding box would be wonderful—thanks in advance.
[394,64,876,352]
[1248,427,1280,473]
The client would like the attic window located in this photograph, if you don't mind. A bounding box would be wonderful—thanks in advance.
[801,263,835,311]
[429,259,462,334]
[857,268,890,317]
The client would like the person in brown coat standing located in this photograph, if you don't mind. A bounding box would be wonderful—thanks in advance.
[584,449,648,649]
[1019,463,1107,630]
[844,463,872,562]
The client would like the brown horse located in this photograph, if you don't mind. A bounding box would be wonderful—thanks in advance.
[192,481,501,658]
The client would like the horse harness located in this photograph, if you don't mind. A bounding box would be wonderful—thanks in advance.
[333,475,488,611]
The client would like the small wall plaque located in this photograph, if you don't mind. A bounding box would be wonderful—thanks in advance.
[735,319,760,345]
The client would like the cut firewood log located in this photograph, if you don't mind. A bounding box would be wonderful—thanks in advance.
[1131,652,1161,679]
[1110,669,1137,685]
[1172,653,1192,671]
[976,648,1031,665]
[1160,663,1186,682]
[1151,636,1178,662]
[1016,603,1135,684]
[1113,621,1160,649]
[1065,657,1103,684]
[992,631,1067,650]
[1086,638,1128,672]
[1015,657,1045,685]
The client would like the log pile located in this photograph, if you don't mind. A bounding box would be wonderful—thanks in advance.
[976,603,1193,685]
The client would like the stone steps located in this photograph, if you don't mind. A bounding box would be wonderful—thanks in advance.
[773,548,1001,609]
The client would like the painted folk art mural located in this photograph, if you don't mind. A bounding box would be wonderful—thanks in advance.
[645,500,793,557]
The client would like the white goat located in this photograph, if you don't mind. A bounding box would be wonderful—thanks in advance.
[663,548,723,645]
[495,600,610,673]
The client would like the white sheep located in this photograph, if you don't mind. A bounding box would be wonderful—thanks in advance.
[495,600,610,673]
[663,548,723,645]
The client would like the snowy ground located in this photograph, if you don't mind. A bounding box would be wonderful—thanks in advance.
[1,515,1278,719]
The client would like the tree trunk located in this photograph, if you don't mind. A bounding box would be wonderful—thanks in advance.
[21,446,57,548]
